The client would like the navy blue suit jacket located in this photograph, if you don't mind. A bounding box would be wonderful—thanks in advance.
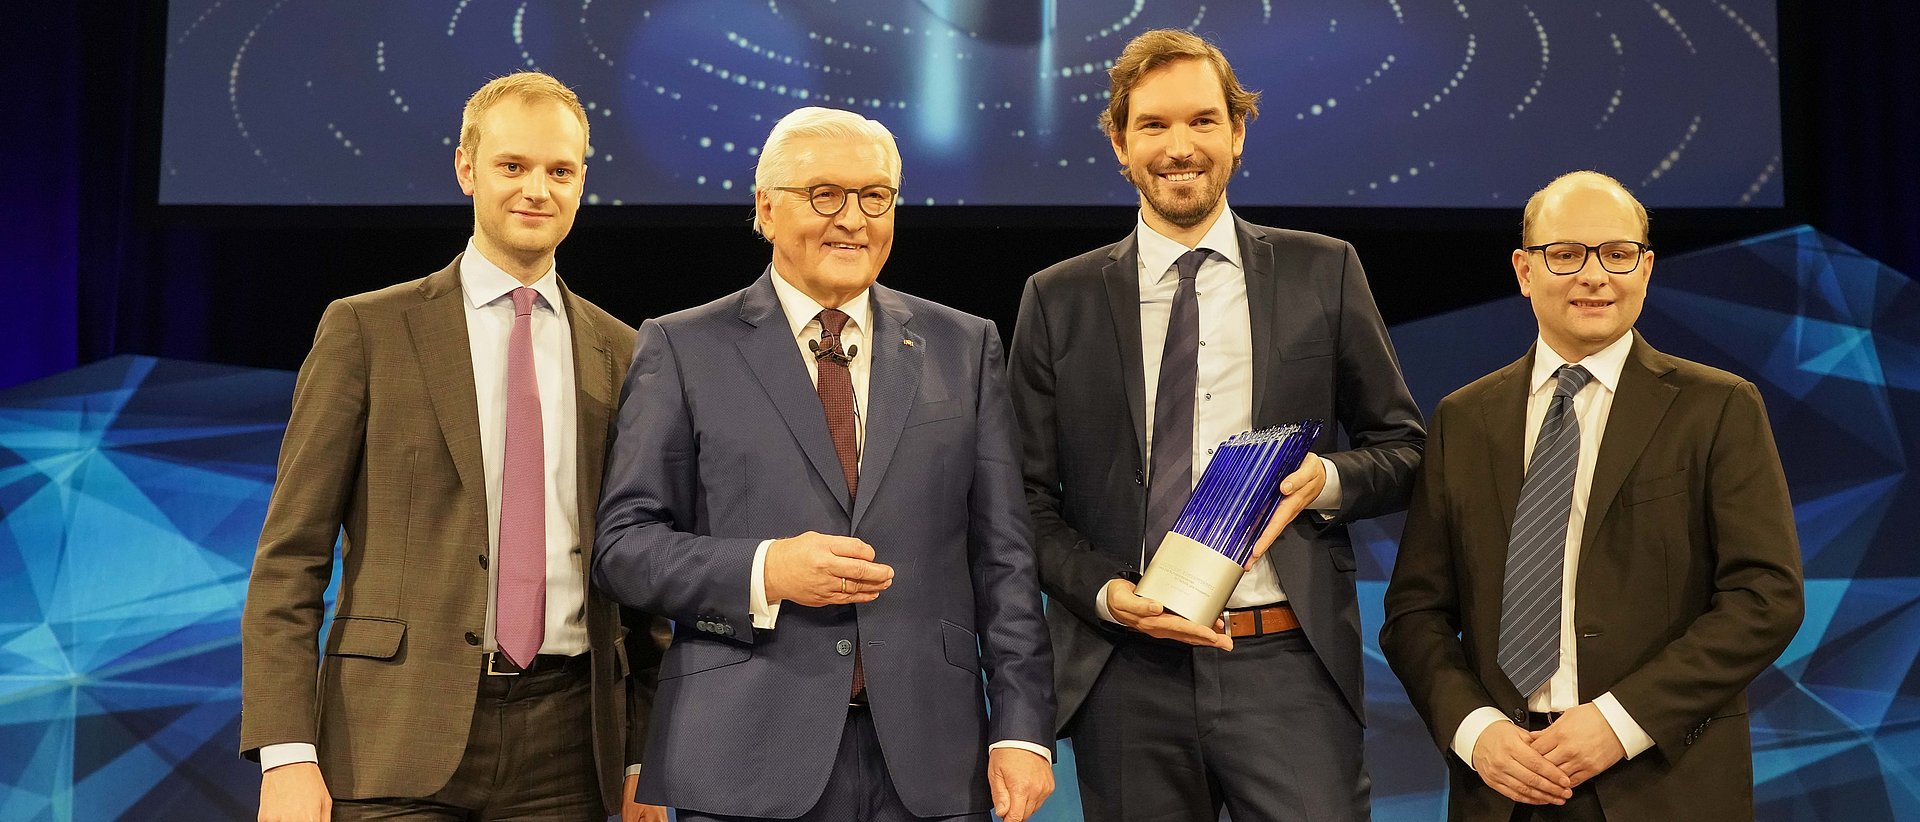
[594,272,1055,818]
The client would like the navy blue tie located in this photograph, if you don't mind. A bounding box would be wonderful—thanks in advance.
[1145,248,1212,558]
[1499,364,1593,697]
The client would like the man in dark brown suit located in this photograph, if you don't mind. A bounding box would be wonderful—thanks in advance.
[239,72,667,821]
[1381,171,1803,821]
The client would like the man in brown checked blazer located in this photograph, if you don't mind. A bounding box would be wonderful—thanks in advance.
[1381,171,1804,821]
[240,72,667,821]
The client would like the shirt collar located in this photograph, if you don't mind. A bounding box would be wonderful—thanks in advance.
[460,238,562,313]
[1135,203,1244,287]
[769,265,873,340]
[1530,331,1633,395]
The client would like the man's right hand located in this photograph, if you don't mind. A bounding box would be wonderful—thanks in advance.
[1104,579,1232,650]
[765,531,894,607]
[259,761,330,822]
[1470,721,1573,806]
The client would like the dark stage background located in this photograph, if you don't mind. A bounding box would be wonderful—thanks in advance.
[5,2,1915,389]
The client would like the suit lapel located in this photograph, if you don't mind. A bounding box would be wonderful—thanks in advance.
[1237,218,1277,424]
[1482,351,1535,538]
[1101,233,1149,461]
[735,271,856,514]
[560,278,615,552]
[1580,333,1678,550]
[850,285,922,530]
[404,259,486,497]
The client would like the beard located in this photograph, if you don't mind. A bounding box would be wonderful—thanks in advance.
[1128,159,1232,229]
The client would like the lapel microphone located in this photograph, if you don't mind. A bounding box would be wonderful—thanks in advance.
[809,338,858,365]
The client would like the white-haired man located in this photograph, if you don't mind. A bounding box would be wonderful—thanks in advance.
[593,107,1058,822]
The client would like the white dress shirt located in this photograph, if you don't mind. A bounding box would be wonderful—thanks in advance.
[1451,332,1656,767]
[747,268,1052,763]
[1096,205,1344,622]
[260,240,589,772]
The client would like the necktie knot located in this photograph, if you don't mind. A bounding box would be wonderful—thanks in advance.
[816,308,850,336]
[510,287,540,317]
[1554,364,1593,400]
[1174,248,1211,281]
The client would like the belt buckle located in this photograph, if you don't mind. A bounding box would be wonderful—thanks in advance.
[484,651,522,676]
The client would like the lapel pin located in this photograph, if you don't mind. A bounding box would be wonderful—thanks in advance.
[902,339,915,348]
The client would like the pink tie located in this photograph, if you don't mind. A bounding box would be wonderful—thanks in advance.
[497,286,546,668]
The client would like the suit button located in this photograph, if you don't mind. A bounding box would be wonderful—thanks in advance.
[477,554,488,569]
[1510,708,1527,724]
[722,625,735,637]
[465,632,480,646]
[697,620,712,632]
[836,639,853,656]
[1134,469,1144,486]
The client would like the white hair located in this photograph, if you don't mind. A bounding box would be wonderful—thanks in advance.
[752,107,902,236]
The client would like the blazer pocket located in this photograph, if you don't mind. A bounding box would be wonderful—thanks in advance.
[905,398,965,428]
[325,616,406,659]
[1279,337,1335,361]
[940,619,982,674]
[1623,467,1689,506]
[658,635,751,680]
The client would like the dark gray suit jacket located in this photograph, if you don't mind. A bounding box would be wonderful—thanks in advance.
[594,272,1054,818]
[1009,217,1425,731]
[1381,333,1803,821]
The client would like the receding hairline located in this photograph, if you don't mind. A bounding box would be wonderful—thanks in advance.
[1521,171,1650,246]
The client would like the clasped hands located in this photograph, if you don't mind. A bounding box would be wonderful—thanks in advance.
[765,530,894,606]
[1470,703,1626,805]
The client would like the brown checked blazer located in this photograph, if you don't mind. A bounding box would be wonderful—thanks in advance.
[239,257,668,813]
[1381,332,1803,821]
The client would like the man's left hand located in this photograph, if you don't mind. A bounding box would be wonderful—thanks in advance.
[621,774,668,822]
[1529,703,1627,787]
[987,747,1054,822]
[1246,456,1327,567]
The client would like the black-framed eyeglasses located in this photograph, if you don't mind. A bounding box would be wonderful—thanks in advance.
[1524,241,1650,275]
[766,183,899,218]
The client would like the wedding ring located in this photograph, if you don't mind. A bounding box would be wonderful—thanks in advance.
[839,577,849,594]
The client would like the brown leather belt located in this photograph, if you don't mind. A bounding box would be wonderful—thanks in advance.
[1220,603,1300,638]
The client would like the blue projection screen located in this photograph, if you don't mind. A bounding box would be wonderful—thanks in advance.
[160,0,1782,207]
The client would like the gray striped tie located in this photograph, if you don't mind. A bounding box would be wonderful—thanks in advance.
[1145,248,1212,559]
[1498,364,1593,697]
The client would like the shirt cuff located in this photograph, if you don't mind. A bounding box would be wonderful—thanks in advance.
[1308,454,1343,512]
[1452,707,1513,770]
[625,763,642,777]
[1095,581,1120,623]
[990,739,1055,763]
[750,539,782,629]
[258,742,318,773]
[1593,692,1656,758]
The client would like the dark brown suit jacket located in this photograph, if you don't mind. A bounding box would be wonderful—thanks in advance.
[1381,332,1803,821]
[238,257,667,813]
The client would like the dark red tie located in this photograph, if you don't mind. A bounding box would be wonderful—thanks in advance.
[813,309,864,696]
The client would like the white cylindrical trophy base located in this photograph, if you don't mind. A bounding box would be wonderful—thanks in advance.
[1134,532,1245,621]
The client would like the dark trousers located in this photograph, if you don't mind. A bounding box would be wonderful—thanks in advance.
[332,659,603,821]
[1509,785,1605,822]
[1069,629,1369,822]
[677,705,986,822]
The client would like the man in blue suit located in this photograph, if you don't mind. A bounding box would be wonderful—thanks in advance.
[593,107,1057,822]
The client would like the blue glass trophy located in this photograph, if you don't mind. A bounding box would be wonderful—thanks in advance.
[1135,421,1325,620]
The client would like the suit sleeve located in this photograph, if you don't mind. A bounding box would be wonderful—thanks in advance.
[239,300,368,757]
[1608,381,1804,754]
[1324,242,1426,522]
[1379,399,1500,752]
[1008,276,1129,627]
[971,320,1059,752]
[623,605,671,765]
[594,320,764,644]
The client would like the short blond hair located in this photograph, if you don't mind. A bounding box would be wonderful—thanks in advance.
[751,107,901,237]
[1521,170,1650,245]
[459,71,590,158]
[1100,29,1260,136]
